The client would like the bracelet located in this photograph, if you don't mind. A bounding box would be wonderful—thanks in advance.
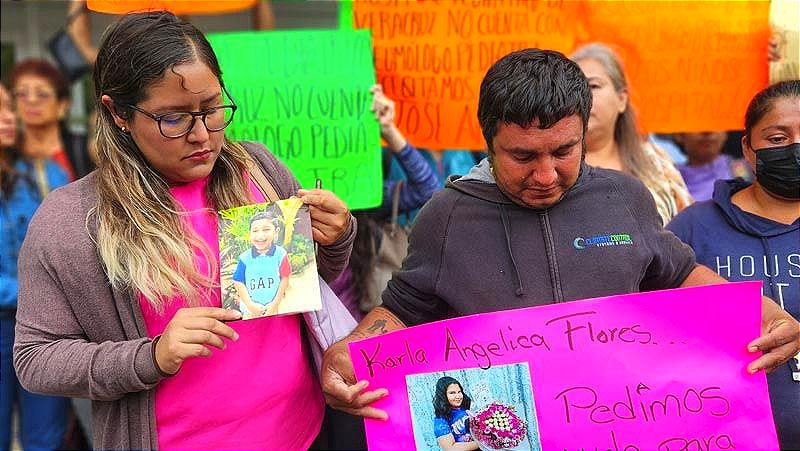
[151,335,175,378]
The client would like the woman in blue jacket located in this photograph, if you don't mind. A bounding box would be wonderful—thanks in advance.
[0,82,69,449]
[668,80,799,450]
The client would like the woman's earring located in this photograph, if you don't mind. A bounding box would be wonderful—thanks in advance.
[121,126,128,133]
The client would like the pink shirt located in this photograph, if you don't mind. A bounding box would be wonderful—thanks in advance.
[139,175,324,450]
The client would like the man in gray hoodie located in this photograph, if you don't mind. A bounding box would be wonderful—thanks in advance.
[320,49,800,420]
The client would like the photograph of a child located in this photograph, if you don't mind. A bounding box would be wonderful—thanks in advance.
[231,211,290,316]
[218,198,321,319]
[406,363,541,451]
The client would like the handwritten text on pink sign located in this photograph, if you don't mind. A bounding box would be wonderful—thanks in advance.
[350,282,776,451]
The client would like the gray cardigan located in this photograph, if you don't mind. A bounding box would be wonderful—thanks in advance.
[13,143,355,450]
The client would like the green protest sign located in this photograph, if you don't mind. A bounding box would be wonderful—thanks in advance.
[208,30,382,209]
[339,0,354,29]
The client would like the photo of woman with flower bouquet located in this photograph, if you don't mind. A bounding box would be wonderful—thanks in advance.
[406,363,542,451]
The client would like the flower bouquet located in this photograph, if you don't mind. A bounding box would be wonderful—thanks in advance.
[469,402,528,450]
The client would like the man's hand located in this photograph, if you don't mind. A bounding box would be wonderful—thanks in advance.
[320,339,389,419]
[320,307,406,418]
[747,303,800,374]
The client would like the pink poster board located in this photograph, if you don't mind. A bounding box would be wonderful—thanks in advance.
[349,282,777,450]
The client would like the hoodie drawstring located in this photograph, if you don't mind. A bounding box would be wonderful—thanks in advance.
[498,204,525,296]
[760,237,779,302]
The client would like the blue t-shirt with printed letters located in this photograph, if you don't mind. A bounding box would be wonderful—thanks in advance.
[232,244,289,314]
[433,408,472,442]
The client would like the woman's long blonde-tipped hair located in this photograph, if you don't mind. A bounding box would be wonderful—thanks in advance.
[94,117,253,312]
[91,11,257,311]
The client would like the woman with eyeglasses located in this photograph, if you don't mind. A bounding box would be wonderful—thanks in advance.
[10,59,93,180]
[13,11,355,450]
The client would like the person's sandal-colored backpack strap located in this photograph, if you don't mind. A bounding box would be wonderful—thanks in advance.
[245,156,279,202]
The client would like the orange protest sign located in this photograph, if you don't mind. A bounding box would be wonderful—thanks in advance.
[87,0,256,15]
[353,0,582,150]
[580,1,771,133]
[354,1,771,143]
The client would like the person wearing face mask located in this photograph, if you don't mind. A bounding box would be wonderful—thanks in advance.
[320,50,800,432]
[668,80,799,450]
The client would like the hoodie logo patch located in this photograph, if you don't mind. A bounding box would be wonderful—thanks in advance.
[573,233,633,250]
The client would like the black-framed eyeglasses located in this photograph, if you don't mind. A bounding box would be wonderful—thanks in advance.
[120,86,237,138]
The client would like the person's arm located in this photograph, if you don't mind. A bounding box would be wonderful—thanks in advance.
[320,306,406,419]
[66,0,97,65]
[13,194,164,400]
[252,0,275,30]
[433,416,480,450]
[264,252,291,315]
[275,276,289,305]
[679,265,800,374]
[437,435,480,451]
[371,83,439,213]
[384,144,440,213]
[371,84,406,152]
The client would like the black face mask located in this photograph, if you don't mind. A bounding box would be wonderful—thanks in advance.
[755,142,800,200]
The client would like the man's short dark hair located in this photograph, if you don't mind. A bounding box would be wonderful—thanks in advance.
[477,48,591,153]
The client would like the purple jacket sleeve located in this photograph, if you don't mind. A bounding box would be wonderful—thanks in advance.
[380,143,439,216]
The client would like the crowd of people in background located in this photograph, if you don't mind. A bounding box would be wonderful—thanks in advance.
[668,80,799,447]
[1,80,71,451]
[0,2,797,451]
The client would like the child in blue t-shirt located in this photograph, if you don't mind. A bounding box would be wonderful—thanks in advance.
[232,211,291,318]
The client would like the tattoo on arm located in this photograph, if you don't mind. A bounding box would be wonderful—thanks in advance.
[366,319,388,334]
[350,307,406,341]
